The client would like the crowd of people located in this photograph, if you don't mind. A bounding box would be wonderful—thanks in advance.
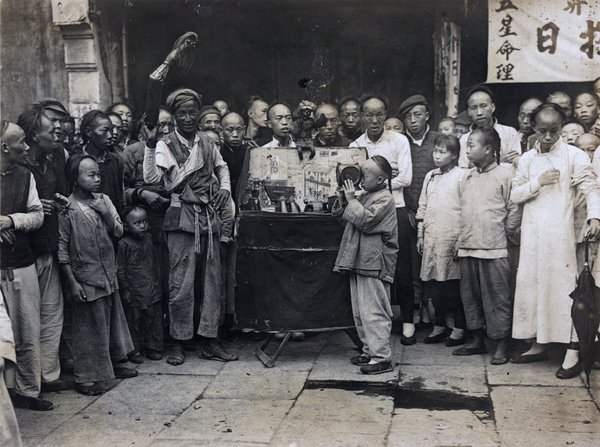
[1,75,600,431]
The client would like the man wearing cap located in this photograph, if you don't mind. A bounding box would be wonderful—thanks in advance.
[17,107,70,396]
[458,85,521,168]
[144,88,236,365]
[399,95,442,330]
[199,106,222,132]
[453,111,472,138]
[349,96,416,346]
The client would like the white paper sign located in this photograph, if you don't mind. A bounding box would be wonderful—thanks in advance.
[487,0,600,83]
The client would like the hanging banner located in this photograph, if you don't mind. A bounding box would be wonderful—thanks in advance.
[487,0,600,83]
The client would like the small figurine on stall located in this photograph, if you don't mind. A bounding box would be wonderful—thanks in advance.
[292,100,317,160]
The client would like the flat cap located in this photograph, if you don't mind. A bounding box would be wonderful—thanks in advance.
[455,110,473,126]
[398,95,428,117]
[199,105,221,121]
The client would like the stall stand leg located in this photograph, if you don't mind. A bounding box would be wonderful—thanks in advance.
[255,332,292,367]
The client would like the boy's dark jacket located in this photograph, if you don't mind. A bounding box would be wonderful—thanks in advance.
[334,188,399,283]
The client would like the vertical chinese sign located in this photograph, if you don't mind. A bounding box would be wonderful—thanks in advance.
[487,0,600,83]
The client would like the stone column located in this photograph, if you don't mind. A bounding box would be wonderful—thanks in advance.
[51,0,112,119]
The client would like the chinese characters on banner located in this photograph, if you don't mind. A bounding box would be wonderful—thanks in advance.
[487,0,600,83]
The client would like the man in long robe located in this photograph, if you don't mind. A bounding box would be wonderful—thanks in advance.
[511,103,600,379]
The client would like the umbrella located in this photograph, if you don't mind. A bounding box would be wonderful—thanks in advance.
[569,237,600,387]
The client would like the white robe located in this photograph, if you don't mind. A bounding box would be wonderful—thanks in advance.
[511,141,600,344]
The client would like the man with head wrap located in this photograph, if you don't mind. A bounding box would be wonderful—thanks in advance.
[143,88,237,365]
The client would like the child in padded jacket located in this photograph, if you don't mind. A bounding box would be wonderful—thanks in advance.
[333,156,399,375]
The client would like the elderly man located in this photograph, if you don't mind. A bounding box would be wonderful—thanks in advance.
[262,103,296,148]
[243,96,272,147]
[338,96,363,142]
[313,103,350,147]
[1,122,46,410]
[517,98,543,152]
[349,96,416,345]
[199,106,222,132]
[458,85,521,168]
[398,95,442,332]
[144,88,236,365]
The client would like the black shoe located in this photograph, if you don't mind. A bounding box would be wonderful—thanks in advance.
[41,378,76,393]
[113,366,138,379]
[424,329,449,344]
[446,336,466,347]
[556,363,582,380]
[360,361,394,375]
[11,393,53,411]
[145,350,163,361]
[401,334,416,346]
[350,354,371,365]
[128,353,145,364]
[510,351,548,364]
[453,345,488,356]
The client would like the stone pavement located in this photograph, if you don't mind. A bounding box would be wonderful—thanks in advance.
[16,329,600,447]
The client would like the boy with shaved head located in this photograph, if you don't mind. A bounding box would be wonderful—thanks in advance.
[334,156,398,375]
[221,112,250,201]
[512,104,600,379]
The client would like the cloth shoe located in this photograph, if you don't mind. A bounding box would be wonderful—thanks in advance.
[360,361,394,375]
[350,354,371,365]
[10,392,54,411]
[556,362,582,380]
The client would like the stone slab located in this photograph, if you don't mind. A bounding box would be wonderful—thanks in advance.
[82,374,212,416]
[270,419,388,447]
[14,390,98,437]
[400,337,486,367]
[201,364,309,400]
[155,398,292,444]
[491,386,600,434]
[498,429,599,447]
[34,413,174,447]
[150,441,269,447]
[285,388,394,425]
[399,364,488,395]
[388,408,499,447]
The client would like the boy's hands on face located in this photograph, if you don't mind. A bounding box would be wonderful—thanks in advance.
[342,179,356,201]
[538,169,560,186]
